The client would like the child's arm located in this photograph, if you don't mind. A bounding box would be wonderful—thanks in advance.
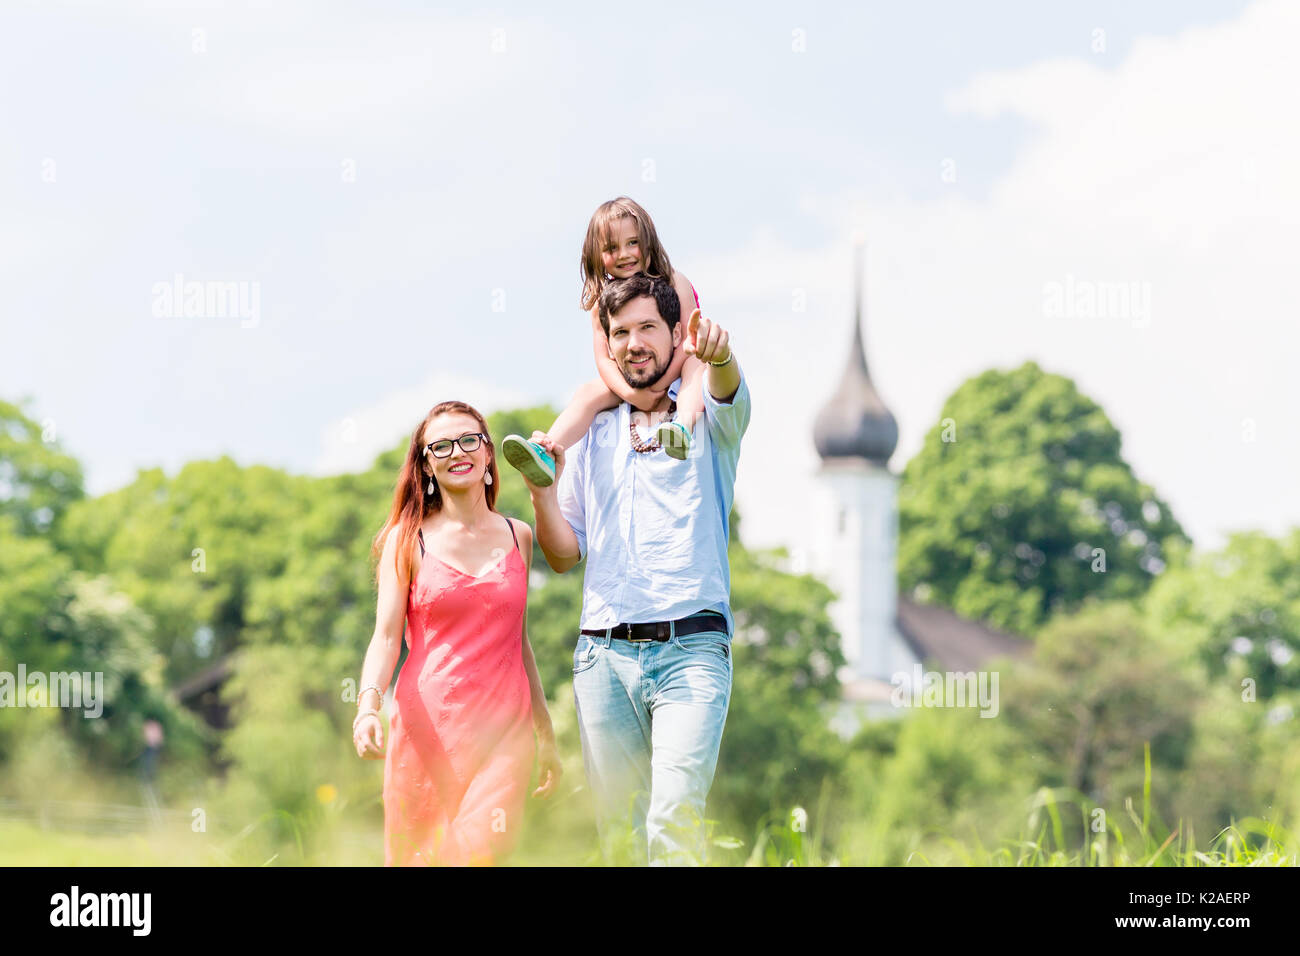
[548,377,620,450]
[670,270,706,431]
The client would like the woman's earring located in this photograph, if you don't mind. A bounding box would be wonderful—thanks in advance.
[485,471,493,486]
[427,476,435,495]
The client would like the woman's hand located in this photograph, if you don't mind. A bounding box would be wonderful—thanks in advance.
[532,735,562,798]
[354,713,385,759]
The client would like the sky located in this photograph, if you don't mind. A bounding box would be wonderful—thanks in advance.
[2,0,1295,558]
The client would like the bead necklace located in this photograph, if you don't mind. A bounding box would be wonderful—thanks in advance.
[629,401,677,454]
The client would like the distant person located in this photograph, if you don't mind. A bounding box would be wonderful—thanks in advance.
[353,401,561,866]
[501,195,706,480]
[519,273,750,865]
[140,718,164,783]
[140,718,164,824]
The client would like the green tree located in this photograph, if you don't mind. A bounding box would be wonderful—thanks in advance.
[1142,529,1300,700]
[0,398,84,535]
[60,572,209,769]
[1000,601,1201,829]
[0,514,202,773]
[1169,679,1294,836]
[0,396,205,777]
[897,362,1188,636]
[243,470,388,654]
[0,515,75,763]
[57,458,311,684]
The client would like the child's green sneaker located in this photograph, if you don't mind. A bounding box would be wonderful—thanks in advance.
[502,434,556,487]
[656,420,691,460]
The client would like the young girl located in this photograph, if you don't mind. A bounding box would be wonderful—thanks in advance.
[501,196,708,485]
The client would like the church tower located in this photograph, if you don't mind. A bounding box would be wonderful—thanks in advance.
[811,243,904,687]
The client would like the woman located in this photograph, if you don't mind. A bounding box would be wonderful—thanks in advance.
[353,400,561,866]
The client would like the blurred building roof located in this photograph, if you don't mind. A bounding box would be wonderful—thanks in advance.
[813,244,899,466]
[895,594,1033,672]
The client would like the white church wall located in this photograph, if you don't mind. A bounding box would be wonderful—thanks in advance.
[816,461,900,682]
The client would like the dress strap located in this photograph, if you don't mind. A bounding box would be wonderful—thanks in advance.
[503,514,520,554]
[417,528,426,558]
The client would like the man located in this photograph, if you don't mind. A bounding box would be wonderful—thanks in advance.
[518,272,750,865]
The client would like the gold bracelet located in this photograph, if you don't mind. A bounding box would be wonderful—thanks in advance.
[358,684,383,707]
[708,352,734,367]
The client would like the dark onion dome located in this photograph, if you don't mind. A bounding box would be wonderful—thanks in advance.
[813,246,898,465]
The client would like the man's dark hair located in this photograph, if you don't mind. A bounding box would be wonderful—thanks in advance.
[598,274,680,337]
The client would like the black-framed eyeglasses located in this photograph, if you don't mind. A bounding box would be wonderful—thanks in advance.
[425,432,486,458]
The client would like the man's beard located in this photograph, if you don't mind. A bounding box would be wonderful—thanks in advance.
[619,348,669,388]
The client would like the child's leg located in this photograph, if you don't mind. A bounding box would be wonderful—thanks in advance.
[674,356,707,432]
[549,378,621,449]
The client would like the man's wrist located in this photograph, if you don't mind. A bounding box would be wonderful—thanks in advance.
[528,484,559,504]
[705,351,741,404]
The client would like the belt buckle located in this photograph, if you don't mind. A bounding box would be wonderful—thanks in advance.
[624,622,650,643]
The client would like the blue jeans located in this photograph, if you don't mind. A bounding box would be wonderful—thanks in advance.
[572,625,733,866]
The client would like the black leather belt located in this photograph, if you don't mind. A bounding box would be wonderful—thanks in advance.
[581,611,729,643]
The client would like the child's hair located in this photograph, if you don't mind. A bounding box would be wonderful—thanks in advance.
[580,196,674,311]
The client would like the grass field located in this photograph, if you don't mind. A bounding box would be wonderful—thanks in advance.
[3,751,1293,866]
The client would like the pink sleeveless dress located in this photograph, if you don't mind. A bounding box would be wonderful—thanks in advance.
[383,514,534,866]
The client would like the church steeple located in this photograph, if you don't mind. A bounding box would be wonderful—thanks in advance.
[813,241,899,466]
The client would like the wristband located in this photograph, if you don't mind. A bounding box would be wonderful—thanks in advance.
[708,352,734,368]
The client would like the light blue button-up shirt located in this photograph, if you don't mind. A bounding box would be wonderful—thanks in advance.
[556,371,752,636]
